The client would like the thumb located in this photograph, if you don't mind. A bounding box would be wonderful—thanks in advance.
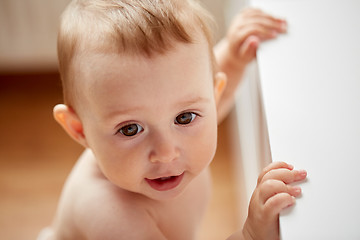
[238,35,260,62]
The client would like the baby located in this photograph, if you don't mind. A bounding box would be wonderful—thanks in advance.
[41,0,306,239]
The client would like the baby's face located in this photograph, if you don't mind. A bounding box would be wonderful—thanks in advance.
[74,38,219,200]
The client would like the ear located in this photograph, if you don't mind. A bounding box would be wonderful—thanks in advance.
[214,71,227,105]
[53,104,88,148]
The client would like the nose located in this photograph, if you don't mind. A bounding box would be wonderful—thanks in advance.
[149,131,180,163]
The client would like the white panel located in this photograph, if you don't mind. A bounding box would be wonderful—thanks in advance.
[252,0,360,239]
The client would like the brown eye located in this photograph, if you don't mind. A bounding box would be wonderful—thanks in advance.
[119,124,143,136]
[175,112,196,125]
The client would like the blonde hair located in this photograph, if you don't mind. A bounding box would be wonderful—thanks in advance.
[58,0,216,106]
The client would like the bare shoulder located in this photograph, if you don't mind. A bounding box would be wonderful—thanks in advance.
[52,149,166,240]
[76,185,166,240]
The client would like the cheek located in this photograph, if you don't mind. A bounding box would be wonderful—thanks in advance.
[80,118,149,188]
[188,120,218,171]
[202,127,218,162]
[97,148,146,190]
[86,134,148,188]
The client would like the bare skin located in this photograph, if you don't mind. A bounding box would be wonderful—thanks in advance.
[51,35,222,239]
[41,7,307,240]
[52,150,212,240]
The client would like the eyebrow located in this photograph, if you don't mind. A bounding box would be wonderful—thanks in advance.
[107,106,144,119]
[177,96,211,108]
[108,96,211,123]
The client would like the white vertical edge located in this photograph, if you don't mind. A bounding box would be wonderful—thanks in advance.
[234,61,271,206]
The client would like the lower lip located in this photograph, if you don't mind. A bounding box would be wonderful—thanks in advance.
[146,173,184,191]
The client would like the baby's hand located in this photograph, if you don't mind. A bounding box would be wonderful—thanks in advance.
[243,162,307,240]
[226,8,287,68]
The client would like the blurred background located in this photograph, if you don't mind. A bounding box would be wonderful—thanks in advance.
[0,0,250,239]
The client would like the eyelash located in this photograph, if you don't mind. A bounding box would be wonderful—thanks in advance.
[174,112,199,125]
[116,112,200,137]
[117,123,143,137]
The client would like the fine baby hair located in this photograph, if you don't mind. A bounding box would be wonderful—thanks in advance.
[57,0,217,108]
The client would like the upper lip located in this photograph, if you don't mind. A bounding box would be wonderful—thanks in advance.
[147,171,184,180]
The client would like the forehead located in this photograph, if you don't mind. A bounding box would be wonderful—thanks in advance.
[73,37,214,117]
[77,35,211,78]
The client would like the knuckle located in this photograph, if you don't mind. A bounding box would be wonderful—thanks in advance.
[262,179,280,189]
[261,179,287,195]
[274,161,288,167]
[265,192,294,210]
[258,161,294,184]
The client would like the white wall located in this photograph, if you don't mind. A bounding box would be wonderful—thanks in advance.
[0,0,250,72]
[0,0,70,72]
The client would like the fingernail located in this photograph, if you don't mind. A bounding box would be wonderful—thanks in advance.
[299,169,307,177]
[288,196,296,206]
[281,22,287,30]
[293,186,302,195]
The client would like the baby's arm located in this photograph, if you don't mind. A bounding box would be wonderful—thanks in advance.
[215,8,287,122]
[228,162,307,240]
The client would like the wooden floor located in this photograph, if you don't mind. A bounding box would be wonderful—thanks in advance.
[0,73,245,240]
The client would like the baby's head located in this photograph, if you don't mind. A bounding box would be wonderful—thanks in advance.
[58,0,217,109]
[55,0,227,200]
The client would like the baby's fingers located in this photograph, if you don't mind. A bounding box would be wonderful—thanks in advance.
[257,161,293,184]
[240,8,287,33]
[259,179,302,204]
[237,36,259,62]
[263,192,296,218]
[261,168,307,185]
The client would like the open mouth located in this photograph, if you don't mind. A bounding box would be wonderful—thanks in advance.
[145,172,184,191]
